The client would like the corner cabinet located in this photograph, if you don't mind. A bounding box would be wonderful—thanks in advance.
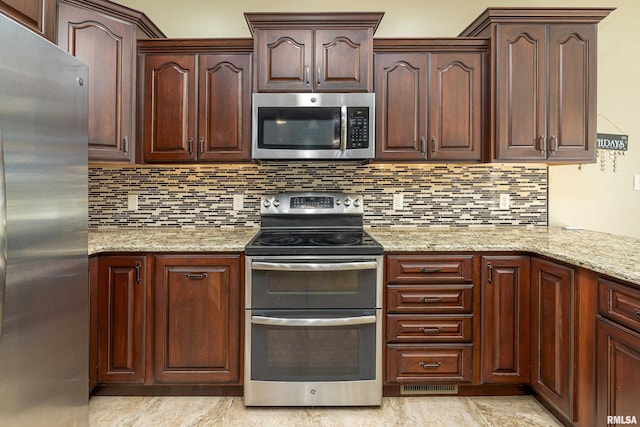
[245,12,383,92]
[0,0,56,41]
[153,255,241,384]
[138,40,253,163]
[461,8,613,163]
[596,277,640,426]
[373,39,488,162]
[57,0,164,163]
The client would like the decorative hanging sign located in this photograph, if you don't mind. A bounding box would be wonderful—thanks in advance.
[596,133,628,172]
[597,133,628,151]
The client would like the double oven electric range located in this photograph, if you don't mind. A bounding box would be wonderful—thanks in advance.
[244,193,383,406]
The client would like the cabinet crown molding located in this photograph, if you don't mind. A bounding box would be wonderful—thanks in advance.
[460,7,615,37]
[244,12,384,35]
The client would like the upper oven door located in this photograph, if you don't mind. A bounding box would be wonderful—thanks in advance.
[247,256,382,309]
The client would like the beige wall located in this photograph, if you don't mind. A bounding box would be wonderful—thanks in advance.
[120,0,639,238]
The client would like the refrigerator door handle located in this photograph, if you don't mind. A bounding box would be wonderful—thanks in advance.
[0,127,7,344]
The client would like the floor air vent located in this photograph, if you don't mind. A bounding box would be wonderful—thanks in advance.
[401,384,458,395]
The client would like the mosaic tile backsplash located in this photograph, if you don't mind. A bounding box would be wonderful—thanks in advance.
[89,163,547,229]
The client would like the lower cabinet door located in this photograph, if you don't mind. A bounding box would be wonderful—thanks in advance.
[597,317,640,426]
[153,255,240,384]
[97,255,147,384]
[386,344,473,383]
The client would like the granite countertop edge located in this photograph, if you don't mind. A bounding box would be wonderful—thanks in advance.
[88,226,640,286]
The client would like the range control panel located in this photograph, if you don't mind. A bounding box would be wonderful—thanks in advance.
[261,193,363,215]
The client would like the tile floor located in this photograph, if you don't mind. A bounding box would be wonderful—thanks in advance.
[89,395,563,426]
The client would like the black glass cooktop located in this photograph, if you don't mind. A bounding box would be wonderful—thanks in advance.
[245,230,383,256]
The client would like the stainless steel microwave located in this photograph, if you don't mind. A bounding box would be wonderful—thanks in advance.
[251,92,375,160]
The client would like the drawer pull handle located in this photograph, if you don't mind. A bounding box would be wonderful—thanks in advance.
[419,297,442,303]
[419,327,441,334]
[419,361,442,369]
[419,267,442,273]
[185,273,208,280]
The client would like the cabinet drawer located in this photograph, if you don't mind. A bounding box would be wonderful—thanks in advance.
[598,278,640,333]
[386,255,473,283]
[386,285,473,313]
[386,315,473,342]
[387,344,473,383]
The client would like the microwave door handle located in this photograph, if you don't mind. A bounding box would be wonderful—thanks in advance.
[251,261,377,272]
[340,106,347,151]
[251,315,376,327]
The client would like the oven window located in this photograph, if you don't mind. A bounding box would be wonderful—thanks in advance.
[258,107,341,150]
[250,310,376,381]
[251,266,377,309]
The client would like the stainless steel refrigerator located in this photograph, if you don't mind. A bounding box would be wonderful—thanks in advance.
[0,14,89,426]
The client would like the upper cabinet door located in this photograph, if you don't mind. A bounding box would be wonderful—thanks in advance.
[198,54,252,161]
[374,52,428,160]
[495,24,547,161]
[247,12,382,93]
[142,54,197,162]
[429,52,484,161]
[255,29,313,92]
[547,24,596,162]
[0,0,56,42]
[58,2,134,162]
[315,29,370,92]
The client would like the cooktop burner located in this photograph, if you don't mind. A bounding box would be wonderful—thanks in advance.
[245,230,383,256]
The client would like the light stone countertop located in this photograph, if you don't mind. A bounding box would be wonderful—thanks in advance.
[88,226,640,286]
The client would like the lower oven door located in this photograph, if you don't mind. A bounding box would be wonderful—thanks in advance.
[244,309,382,406]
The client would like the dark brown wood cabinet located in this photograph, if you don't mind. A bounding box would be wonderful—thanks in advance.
[461,8,613,163]
[385,254,475,385]
[57,0,164,163]
[481,255,530,384]
[245,12,383,93]
[373,40,487,162]
[89,256,99,391]
[153,255,241,384]
[0,0,56,42]
[96,255,147,384]
[530,257,574,419]
[139,40,253,163]
[596,277,640,426]
[93,253,242,388]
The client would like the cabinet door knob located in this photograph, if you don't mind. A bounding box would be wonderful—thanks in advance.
[431,136,437,153]
[538,135,546,153]
[304,66,310,86]
[316,67,321,86]
[199,137,204,155]
[188,137,194,155]
[487,263,493,284]
[549,135,558,153]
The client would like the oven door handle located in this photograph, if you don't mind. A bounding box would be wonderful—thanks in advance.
[251,261,377,272]
[251,314,376,327]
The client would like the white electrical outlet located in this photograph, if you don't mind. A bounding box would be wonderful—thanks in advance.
[233,194,244,211]
[499,193,510,210]
[634,174,640,191]
[393,193,404,211]
[127,193,138,211]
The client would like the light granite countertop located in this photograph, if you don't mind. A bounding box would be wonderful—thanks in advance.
[89,226,640,286]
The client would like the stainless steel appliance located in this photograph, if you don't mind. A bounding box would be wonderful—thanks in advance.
[251,92,375,160]
[244,193,383,406]
[0,15,89,426]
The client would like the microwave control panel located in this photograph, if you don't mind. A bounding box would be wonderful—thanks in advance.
[347,107,370,149]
